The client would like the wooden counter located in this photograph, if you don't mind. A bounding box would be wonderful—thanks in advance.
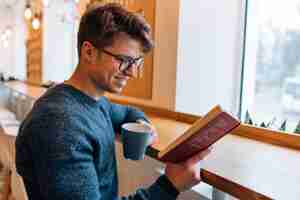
[2,81,300,199]
[3,81,46,100]
[148,115,300,200]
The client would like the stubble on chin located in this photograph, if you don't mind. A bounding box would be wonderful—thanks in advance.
[111,83,124,94]
[89,77,106,94]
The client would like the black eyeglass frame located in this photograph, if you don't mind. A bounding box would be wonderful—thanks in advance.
[102,49,144,72]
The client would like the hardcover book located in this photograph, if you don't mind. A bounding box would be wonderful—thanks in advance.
[158,105,240,163]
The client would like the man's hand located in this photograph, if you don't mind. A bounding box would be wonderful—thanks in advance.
[136,119,158,145]
[165,148,212,192]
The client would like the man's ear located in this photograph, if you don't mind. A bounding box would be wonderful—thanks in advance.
[81,41,97,63]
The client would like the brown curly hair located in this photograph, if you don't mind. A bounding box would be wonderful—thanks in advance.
[77,3,154,58]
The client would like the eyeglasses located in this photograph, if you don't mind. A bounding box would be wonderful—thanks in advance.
[102,49,144,73]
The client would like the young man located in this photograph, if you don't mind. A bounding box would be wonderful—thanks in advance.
[15,3,211,200]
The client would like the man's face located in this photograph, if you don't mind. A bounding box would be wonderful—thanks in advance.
[83,33,144,94]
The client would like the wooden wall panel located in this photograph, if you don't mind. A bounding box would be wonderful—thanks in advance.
[26,18,43,85]
[121,0,154,100]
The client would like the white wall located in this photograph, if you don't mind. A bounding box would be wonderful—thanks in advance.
[175,0,246,116]
[0,6,14,77]
[13,0,27,80]
[43,1,78,83]
[0,1,26,81]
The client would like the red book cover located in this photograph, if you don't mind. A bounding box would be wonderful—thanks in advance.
[158,108,240,163]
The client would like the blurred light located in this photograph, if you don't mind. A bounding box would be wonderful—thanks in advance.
[3,40,8,48]
[24,7,32,20]
[32,17,40,30]
[43,0,50,7]
[5,28,12,37]
[74,0,80,3]
[1,34,7,41]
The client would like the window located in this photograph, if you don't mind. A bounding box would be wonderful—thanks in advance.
[241,0,300,134]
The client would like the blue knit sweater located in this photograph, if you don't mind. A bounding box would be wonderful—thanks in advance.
[15,84,179,200]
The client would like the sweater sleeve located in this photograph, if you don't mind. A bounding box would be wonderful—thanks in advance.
[119,175,179,200]
[104,98,149,133]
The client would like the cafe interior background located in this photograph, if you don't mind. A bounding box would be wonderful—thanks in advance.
[0,0,300,199]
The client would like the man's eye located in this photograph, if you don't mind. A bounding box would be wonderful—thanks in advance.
[122,59,131,65]
[121,58,132,64]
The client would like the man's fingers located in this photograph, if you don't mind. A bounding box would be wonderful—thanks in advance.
[137,119,159,145]
[137,120,156,132]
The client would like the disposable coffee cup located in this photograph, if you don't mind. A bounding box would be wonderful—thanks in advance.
[121,122,153,160]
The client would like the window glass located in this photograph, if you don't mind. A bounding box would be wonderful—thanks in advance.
[241,0,300,134]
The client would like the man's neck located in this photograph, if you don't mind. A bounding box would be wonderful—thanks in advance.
[64,65,105,101]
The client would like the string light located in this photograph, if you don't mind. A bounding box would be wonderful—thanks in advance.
[32,16,40,30]
[1,34,7,41]
[24,4,32,20]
